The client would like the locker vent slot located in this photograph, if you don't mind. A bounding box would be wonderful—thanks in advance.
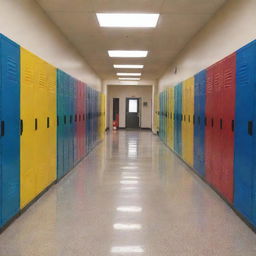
[7,57,18,81]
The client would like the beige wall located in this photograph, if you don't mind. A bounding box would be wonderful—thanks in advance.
[159,0,256,91]
[0,0,101,90]
[107,85,152,129]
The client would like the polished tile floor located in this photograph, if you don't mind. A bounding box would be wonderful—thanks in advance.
[1,130,256,256]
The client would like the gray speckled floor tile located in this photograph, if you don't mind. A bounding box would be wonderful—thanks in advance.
[0,130,256,256]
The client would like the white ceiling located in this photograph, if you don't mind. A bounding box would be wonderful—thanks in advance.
[36,0,227,81]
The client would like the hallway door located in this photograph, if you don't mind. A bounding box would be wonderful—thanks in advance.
[126,98,140,128]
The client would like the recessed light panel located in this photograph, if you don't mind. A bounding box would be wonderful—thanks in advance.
[120,81,139,85]
[119,78,141,81]
[114,64,144,69]
[108,50,148,58]
[117,73,141,76]
[97,13,159,28]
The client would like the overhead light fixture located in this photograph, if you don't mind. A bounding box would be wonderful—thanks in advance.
[117,73,141,76]
[96,13,159,28]
[108,50,148,58]
[114,64,144,69]
[119,78,141,81]
[120,81,139,85]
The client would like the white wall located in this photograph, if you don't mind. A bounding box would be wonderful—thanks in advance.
[107,85,152,129]
[0,0,101,90]
[159,0,256,91]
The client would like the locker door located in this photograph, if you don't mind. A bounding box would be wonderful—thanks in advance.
[221,53,236,203]
[0,35,20,226]
[174,86,178,152]
[170,88,174,149]
[84,84,87,155]
[194,73,200,172]
[187,77,194,166]
[205,66,214,184]
[234,41,256,224]
[81,83,85,157]
[178,83,182,155]
[63,73,69,173]
[36,58,48,194]
[20,48,36,208]
[212,61,224,191]
[69,77,75,169]
[47,64,56,184]
[182,82,186,158]
[57,70,64,179]
[194,70,206,176]
[73,79,78,164]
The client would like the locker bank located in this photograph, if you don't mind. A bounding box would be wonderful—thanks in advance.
[1,1,256,255]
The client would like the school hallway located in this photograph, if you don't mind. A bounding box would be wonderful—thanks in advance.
[0,130,255,256]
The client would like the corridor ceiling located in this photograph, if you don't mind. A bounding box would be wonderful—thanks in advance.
[36,0,227,81]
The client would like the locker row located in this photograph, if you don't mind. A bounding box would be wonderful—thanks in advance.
[0,34,105,229]
[158,39,256,229]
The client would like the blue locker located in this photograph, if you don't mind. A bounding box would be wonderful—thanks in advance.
[174,83,182,155]
[68,77,74,170]
[194,70,206,176]
[63,73,69,174]
[234,40,256,225]
[0,35,20,227]
[57,70,64,179]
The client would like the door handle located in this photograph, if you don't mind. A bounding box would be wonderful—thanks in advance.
[1,121,5,137]
[20,119,23,135]
[248,121,253,136]
[232,120,234,132]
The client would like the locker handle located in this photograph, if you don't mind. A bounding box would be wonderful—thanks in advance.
[188,115,190,123]
[1,121,4,137]
[47,117,50,128]
[232,120,234,132]
[220,119,223,130]
[193,115,195,125]
[64,115,67,125]
[211,118,214,128]
[35,118,38,130]
[184,115,186,122]
[57,116,59,127]
[20,119,23,135]
[75,115,77,122]
[248,121,253,136]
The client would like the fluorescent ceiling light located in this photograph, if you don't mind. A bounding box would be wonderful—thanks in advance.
[97,13,159,28]
[108,50,148,58]
[111,246,144,253]
[120,81,139,85]
[119,78,141,81]
[114,64,144,69]
[117,73,141,76]
[113,223,142,230]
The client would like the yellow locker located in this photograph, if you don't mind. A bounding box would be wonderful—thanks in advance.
[35,58,48,195]
[20,48,36,208]
[187,77,194,166]
[169,87,174,149]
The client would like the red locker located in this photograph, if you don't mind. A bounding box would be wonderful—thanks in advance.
[205,66,214,184]
[221,53,236,203]
[212,60,224,191]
